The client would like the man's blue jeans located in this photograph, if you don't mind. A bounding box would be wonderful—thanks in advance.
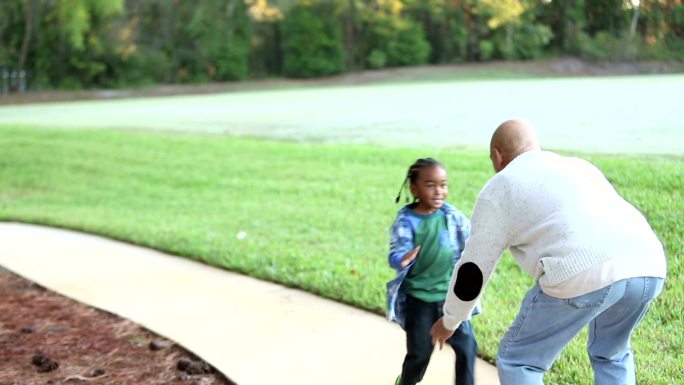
[496,276,664,385]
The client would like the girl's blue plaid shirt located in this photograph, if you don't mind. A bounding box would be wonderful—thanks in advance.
[386,202,480,329]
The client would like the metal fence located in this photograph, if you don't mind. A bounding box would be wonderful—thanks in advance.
[1,69,30,95]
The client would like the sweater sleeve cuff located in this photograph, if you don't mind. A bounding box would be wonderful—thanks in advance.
[441,315,462,331]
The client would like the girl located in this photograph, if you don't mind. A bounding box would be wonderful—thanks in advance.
[386,158,478,385]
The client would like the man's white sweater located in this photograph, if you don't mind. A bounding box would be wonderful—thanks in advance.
[442,150,667,329]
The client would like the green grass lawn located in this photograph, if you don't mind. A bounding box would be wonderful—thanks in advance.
[1,125,681,384]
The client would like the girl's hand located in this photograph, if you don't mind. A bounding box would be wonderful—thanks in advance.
[400,245,421,267]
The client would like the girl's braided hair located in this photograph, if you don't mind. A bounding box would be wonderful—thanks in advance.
[395,157,442,203]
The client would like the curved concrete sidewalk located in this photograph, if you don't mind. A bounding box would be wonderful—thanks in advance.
[0,223,499,385]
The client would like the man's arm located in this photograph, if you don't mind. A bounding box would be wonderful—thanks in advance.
[443,197,508,327]
[431,197,509,347]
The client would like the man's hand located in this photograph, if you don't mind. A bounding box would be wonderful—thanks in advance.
[430,317,458,350]
[400,245,421,267]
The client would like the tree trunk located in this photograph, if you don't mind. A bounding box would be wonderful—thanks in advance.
[506,24,514,59]
[562,0,573,50]
[345,0,358,69]
[464,4,479,61]
[160,2,179,82]
[18,0,38,75]
[629,3,640,40]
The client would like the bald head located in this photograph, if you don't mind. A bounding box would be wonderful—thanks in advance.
[489,119,541,172]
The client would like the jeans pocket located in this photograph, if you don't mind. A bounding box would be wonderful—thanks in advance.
[565,285,611,309]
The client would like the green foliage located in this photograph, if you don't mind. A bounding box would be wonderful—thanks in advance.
[110,48,173,86]
[672,4,684,35]
[1,0,684,90]
[537,0,586,52]
[583,0,630,37]
[472,1,552,61]
[442,11,471,63]
[575,31,658,62]
[385,19,431,66]
[367,49,387,69]
[21,0,125,89]
[0,125,682,384]
[402,0,469,64]
[502,23,553,60]
[479,39,495,61]
[661,4,684,60]
[248,21,283,77]
[575,31,611,61]
[187,0,251,81]
[281,1,346,78]
[362,14,430,68]
[0,1,23,68]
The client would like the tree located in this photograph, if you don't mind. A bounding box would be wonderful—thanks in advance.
[246,0,285,77]
[2,0,684,91]
[359,0,430,68]
[639,0,684,60]
[471,0,552,60]
[188,0,252,81]
[402,0,470,64]
[584,0,629,37]
[25,0,124,88]
[18,0,37,77]
[538,0,586,52]
[281,1,346,78]
[0,1,22,72]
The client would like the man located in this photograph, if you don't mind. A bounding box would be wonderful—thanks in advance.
[430,119,667,385]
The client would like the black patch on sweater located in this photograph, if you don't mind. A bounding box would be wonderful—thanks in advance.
[453,262,483,301]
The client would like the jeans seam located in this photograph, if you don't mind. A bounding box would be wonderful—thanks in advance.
[499,287,543,357]
[568,285,612,309]
[642,277,650,302]
[587,317,597,354]
[599,284,611,306]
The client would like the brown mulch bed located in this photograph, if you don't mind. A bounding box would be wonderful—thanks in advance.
[0,266,236,385]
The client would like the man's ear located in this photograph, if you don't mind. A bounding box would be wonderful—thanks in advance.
[491,147,504,172]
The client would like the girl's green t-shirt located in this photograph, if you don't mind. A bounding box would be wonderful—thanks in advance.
[403,209,454,303]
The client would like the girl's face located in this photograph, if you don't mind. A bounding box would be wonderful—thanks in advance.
[410,165,448,214]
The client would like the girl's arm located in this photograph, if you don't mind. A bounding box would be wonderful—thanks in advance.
[455,214,471,258]
[388,216,415,271]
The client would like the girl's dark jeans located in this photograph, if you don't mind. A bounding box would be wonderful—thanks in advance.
[400,295,478,385]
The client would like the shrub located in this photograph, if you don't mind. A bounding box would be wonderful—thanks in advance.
[479,40,495,61]
[385,19,431,66]
[281,1,346,78]
[511,23,553,59]
[367,49,387,69]
[361,13,430,69]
